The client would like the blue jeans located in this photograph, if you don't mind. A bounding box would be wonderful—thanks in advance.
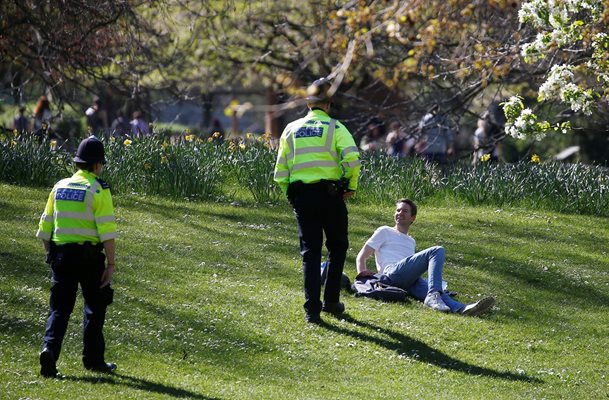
[384,246,465,312]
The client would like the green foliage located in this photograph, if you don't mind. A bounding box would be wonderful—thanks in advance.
[451,161,609,213]
[226,138,282,203]
[1,135,607,216]
[0,134,72,186]
[357,152,435,203]
[104,136,228,200]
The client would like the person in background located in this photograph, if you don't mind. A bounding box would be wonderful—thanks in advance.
[110,111,131,138]
[385,121,415,158]
[473,112,501,164]
[416,104,455,164]
[85,97,108,136]
[32,96,52,131]
[130,111,150,138]
[359,119,385,152]
[356,199,495,316]
[13,106,29,133]
[36,136,118,378]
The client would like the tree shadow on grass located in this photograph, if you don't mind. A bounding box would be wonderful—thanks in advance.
[64,373,222,400]
[322,314,540,383]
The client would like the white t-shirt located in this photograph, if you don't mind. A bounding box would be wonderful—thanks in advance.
[365,226,416,274]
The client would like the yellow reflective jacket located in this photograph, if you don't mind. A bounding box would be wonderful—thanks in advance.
[273,109,361,195]
[36,169,117,245]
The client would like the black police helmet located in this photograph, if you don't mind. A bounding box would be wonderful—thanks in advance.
[306,77,333,102]
[73,136,106,164]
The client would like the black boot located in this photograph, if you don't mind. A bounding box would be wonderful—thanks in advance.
[40,348,58,378]
[321,301,345,315]
[84,362,117,373]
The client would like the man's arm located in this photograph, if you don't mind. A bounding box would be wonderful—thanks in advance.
[356,244,376,277]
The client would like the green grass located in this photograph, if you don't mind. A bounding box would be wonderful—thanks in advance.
[1,183,608,399]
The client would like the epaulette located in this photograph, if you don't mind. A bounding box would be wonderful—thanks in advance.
[96,177,111,190]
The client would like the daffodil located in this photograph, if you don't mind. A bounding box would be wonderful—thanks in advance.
[185,134,194,142]
[144,162,151,169]
[124,139,132,146]
[531,154,540,163]
[212,131,221,139]
[245,132,253,139]
[161,155,168,164]
[481,153,491,162]
[110,136,116,143]
[50,139,57,151]
[239,143,246,150]
[207,137,213,143]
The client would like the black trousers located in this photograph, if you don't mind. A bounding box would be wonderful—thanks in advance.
[290,182,349,314]
[42,244,112,366]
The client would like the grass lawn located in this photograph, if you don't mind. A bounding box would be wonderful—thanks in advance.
[1,183,608,399]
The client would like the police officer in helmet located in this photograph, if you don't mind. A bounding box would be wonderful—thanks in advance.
[36,135,118,377]
[274,77,361,323]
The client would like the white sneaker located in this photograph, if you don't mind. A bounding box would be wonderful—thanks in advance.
[461,296,495,316]
[423,291,450,312]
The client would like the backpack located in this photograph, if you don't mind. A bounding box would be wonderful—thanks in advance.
[351,274,408,302]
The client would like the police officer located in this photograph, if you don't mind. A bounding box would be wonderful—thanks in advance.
[36,135,117,377]
[274,78,361,323]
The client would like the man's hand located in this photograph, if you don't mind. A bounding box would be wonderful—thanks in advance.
[100,265,114,288]
[356,269,375,279]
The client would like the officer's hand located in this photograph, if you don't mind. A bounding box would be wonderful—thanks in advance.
[343,190,355,201]
[100,265,115,288]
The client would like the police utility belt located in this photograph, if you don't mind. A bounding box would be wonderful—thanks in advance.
[46,241,103,264]
[287,179,348,199]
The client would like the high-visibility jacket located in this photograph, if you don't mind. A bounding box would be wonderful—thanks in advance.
[273,109,361,195]
[36,169,117,245]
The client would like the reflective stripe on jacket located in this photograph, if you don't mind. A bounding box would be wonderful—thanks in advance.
[273,109,361,195]
[36,169,117,244]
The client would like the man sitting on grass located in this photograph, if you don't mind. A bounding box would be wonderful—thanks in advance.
[356,198,495,316]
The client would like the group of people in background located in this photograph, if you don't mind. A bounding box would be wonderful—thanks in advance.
[11,95,151,143]
[358,104,502,165]
[84,97,150,138]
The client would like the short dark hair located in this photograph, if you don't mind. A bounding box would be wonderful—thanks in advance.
[396,198,417,216]
[75,161,96,172]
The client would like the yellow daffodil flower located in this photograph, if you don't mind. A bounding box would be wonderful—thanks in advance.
[481,154,491,162]
[531,154,540,163]
[124,139,132,146]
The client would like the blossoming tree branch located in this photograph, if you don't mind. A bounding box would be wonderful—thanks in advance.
[503,0,609,140]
